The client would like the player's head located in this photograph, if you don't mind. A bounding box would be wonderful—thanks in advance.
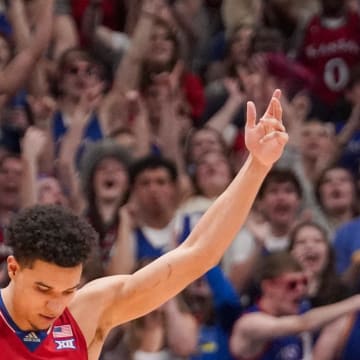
[6,204,96,267]
[4,205,97,330]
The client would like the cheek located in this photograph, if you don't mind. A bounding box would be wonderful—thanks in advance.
[291,248,305,263]
[196,169,207,183]
[93,173,103,186]
[118,173,128,186]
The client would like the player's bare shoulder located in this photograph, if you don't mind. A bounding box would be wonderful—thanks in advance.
[68,274,130,347]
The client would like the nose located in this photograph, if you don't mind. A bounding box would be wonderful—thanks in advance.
[45,299,64,315]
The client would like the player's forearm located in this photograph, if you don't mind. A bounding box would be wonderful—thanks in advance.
[300,294,360,332]
[183,155,271,269]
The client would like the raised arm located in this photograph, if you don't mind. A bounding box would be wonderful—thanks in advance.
[110,0,164,94]
[230,295,360,358]
[20,127,48,208]
[0,0,54,95]
[8,0,50,96]
[312,315,351,360]
[71,90,288,344]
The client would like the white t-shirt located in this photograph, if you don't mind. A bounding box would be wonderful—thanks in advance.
[223,227,289,273]
[134,350,181,360]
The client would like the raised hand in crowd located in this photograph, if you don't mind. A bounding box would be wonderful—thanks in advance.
[20,126,48,208]
[0,0,54,95]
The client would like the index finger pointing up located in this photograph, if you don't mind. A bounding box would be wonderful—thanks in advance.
[246,101,257,129]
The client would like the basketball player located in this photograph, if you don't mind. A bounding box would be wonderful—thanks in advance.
[0,90,288,359]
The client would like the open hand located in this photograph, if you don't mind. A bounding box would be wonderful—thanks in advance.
[245,89,288,167]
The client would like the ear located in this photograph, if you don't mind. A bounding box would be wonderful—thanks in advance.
[7,256,20,280]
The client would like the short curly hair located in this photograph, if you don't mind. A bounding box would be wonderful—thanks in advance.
[5,205,97,268]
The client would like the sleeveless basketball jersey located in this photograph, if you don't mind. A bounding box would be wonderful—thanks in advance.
[236,305,303,360]
[297,11,360,104]
[52,110,103,167]
[0,298,88,360]
[337,312,360,359]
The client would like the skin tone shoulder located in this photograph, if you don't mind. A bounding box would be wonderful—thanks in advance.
[3,90,288,360]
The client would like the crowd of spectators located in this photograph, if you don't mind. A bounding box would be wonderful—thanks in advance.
[3,0,360,358]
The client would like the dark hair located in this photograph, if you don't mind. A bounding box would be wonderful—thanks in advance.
[257,252,302,282]
[288,221,350,306]
[224,24,255,77]
[5,205,97,267]
[183,127,228,167]
[140,18,182,91]
[53,47,110,97]
[314,165,360,216]
[129,155,178,186]
[191,150,234,196]
[288,221,329,252]
[80,139,132,198]
[80,140,132,237]
[258,168,302,199]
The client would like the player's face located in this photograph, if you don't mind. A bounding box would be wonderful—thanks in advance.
[9,258,82,331]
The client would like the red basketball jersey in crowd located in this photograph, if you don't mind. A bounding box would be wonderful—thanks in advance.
[71,0,124,32]
[0,305,88,359]
[297,11,360,104]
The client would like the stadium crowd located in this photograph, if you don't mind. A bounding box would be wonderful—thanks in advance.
[2,0,360,358]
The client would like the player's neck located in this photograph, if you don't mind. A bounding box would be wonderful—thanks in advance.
[1,285,35,331]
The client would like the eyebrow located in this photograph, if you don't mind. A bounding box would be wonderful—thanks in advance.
[35,281,80,292]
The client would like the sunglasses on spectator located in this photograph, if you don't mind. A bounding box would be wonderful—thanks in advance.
[271,274,308,291]
[64,64,100,78]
